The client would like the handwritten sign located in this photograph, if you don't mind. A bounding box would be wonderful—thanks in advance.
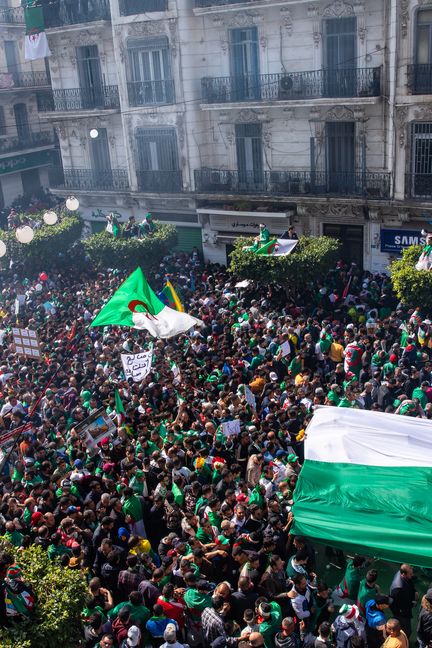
[121,350,152,383]
[244,385,256,410]
[222,420,241,437]
[280,341,291,357]
[12,328,41,359]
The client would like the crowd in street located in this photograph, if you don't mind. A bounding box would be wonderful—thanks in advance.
[0,245,432,648]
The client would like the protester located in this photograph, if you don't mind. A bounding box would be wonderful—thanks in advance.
[0,249,430,647]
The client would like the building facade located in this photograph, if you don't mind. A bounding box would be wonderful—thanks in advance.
[0,1,58,210]
[6,0,432,271]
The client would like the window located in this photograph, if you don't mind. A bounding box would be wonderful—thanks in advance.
[230,27,260,100]
[414,10,432,93]
[0,106,5,136]
[127,37,174,106]
[136,128,181,192]
[235,123,263,189]
[410,122,432,197]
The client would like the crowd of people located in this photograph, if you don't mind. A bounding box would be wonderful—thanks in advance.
[0,247,431,648]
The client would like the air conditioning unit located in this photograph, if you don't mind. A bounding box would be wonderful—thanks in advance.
[279,74,303,98]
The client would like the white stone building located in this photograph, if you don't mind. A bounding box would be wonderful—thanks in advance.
[14,0,432,271]
[0,1,58,211]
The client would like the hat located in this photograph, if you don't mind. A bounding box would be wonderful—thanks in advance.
[339,604,360,621]
[287,453,298,463]
[102,462,115,472]
[66,505,80,514]
[275,449,287,459]
[269,372,278,382]
[118,526,130,540]
[163,623,177,642]
[73,459,83,468]
[127,625,141,647]
[31,511,43,526]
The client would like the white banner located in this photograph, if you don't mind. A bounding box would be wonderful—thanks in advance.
[121,350,152,383]
[222,420,241,437]
[244,384,256,410]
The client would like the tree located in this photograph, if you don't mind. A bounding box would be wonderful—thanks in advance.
[0,542,87,648]
[390,244,432,310]
[228,235,341,292]
[83,222,177,271]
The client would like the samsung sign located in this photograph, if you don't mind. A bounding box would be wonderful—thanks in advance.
[380,229,425,254]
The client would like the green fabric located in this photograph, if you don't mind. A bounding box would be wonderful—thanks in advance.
[412,387,428,409]
[293,459,432,568]
[123,494,143,522]
[184,588,212,611]
[259,601,282,648]
[24,3,45,34]
[337,559,362,599]
[91,267,164,327]
[108,601,150,625]
[356,578,378,613]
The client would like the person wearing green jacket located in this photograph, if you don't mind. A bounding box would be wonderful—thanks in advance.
[333,555,366,604]
[122,487,146,538]
[258,600,282,648]
[107,591,150,627]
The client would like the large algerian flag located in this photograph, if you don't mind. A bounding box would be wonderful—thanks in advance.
[292,406,432,567]
[246,239,298,256]
[91,267,202,339]
[23,0,51,61]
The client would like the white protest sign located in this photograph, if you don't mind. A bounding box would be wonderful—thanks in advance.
[12,328,42,359]
[281,341,291,357]
[222,420,241,437]
[121,350,152,383]
[244,384,256,410]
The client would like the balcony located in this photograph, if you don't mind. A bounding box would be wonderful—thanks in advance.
[201,68,381,104]
[119,0,167,15]
[137,170,183,193]
[0,5,24,24]
[43,0,110,28]
[195,0,276,7]
[0,131,55,157]
[407,64,432,95]
[195,168,391,199]
[52,168,130,191]
[37,86,120,112]
[0,71,50,91]
[405,173,432,200]
[127,80,175,107]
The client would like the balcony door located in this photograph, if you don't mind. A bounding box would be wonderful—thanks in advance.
[324,17,357,97]
[128,37,173,105]
[76,45,104,109]
[230,27,260,101]
[89,128,112,189]
[326,121,355,193]
[415,10,432,92]
[235,123,263,191]
[411,122,432,197]
[14,103,30,141]
[5,40,19,85]
[136,128,180,192]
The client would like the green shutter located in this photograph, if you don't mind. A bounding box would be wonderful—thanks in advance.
[173,226,202,253]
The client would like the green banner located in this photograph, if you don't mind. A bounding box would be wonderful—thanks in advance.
[0,149,53,175]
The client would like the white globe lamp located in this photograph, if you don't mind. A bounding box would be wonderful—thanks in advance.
[0,240,6,258]
[15,226,34,244]
[43,210,58,225]
[66,196,79,211]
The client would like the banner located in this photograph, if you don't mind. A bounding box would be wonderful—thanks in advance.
[121,350,152,383]
[12,328,41,359]
[222,420,241,437]
[244,385,256,410]
[0,422,33,450]
[74,407,116,449]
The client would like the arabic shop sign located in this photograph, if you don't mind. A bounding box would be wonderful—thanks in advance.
[380,229,426,254]
[0,149,53,175]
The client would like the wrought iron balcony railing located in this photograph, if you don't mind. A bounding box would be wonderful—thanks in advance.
[194,168,391,199]
[36,86,120,112]
[201,68,381,103]
[137,170,183,193]
[0,71,50,90]
[405,173,432,199]
[407,64,432,94]
[127,80,175,107]
[195,0,255,7]
[119,0,167,15]
[43,0,110,27]
[0,5,24,23]
[0,131,55,156]
[52,168,130,191]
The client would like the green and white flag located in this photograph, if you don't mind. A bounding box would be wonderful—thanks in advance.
[293,406,432,567]
[23,0,51,61]
[170,359,181,385]
[91,267,202,339]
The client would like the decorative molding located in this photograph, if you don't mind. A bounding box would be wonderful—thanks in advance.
[62,29,97,47]
[79,136,87,149]
[263,123,272,146]
[176,113,185,147]
[236,108,268,123]
[309,107,321,121]
[56,125,67,141]
[395,105,408,148]
[168,19,178,58]
[400,0,409,37]
[325,105,354,120]
[353,106,365,121]
[127,21,165,37]
[220,38,229,54]
[322,0,355,17]
[414,105,432,120]
[108,135,116,148]
[260,35,267,50]
[308,203,364,219]
[212,10,264,28]
[280,8,293,35]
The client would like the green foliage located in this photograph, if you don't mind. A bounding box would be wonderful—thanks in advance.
[228,235,341,289]
[0,213,83,273]
[83,222,178,271]
[390,244,432,310]
[0,542,87,648]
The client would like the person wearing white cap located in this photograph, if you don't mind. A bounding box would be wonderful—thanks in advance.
[331,604,366,648]
[416,231,432,271]
[160,622,189,648]
[120,625,141,648]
